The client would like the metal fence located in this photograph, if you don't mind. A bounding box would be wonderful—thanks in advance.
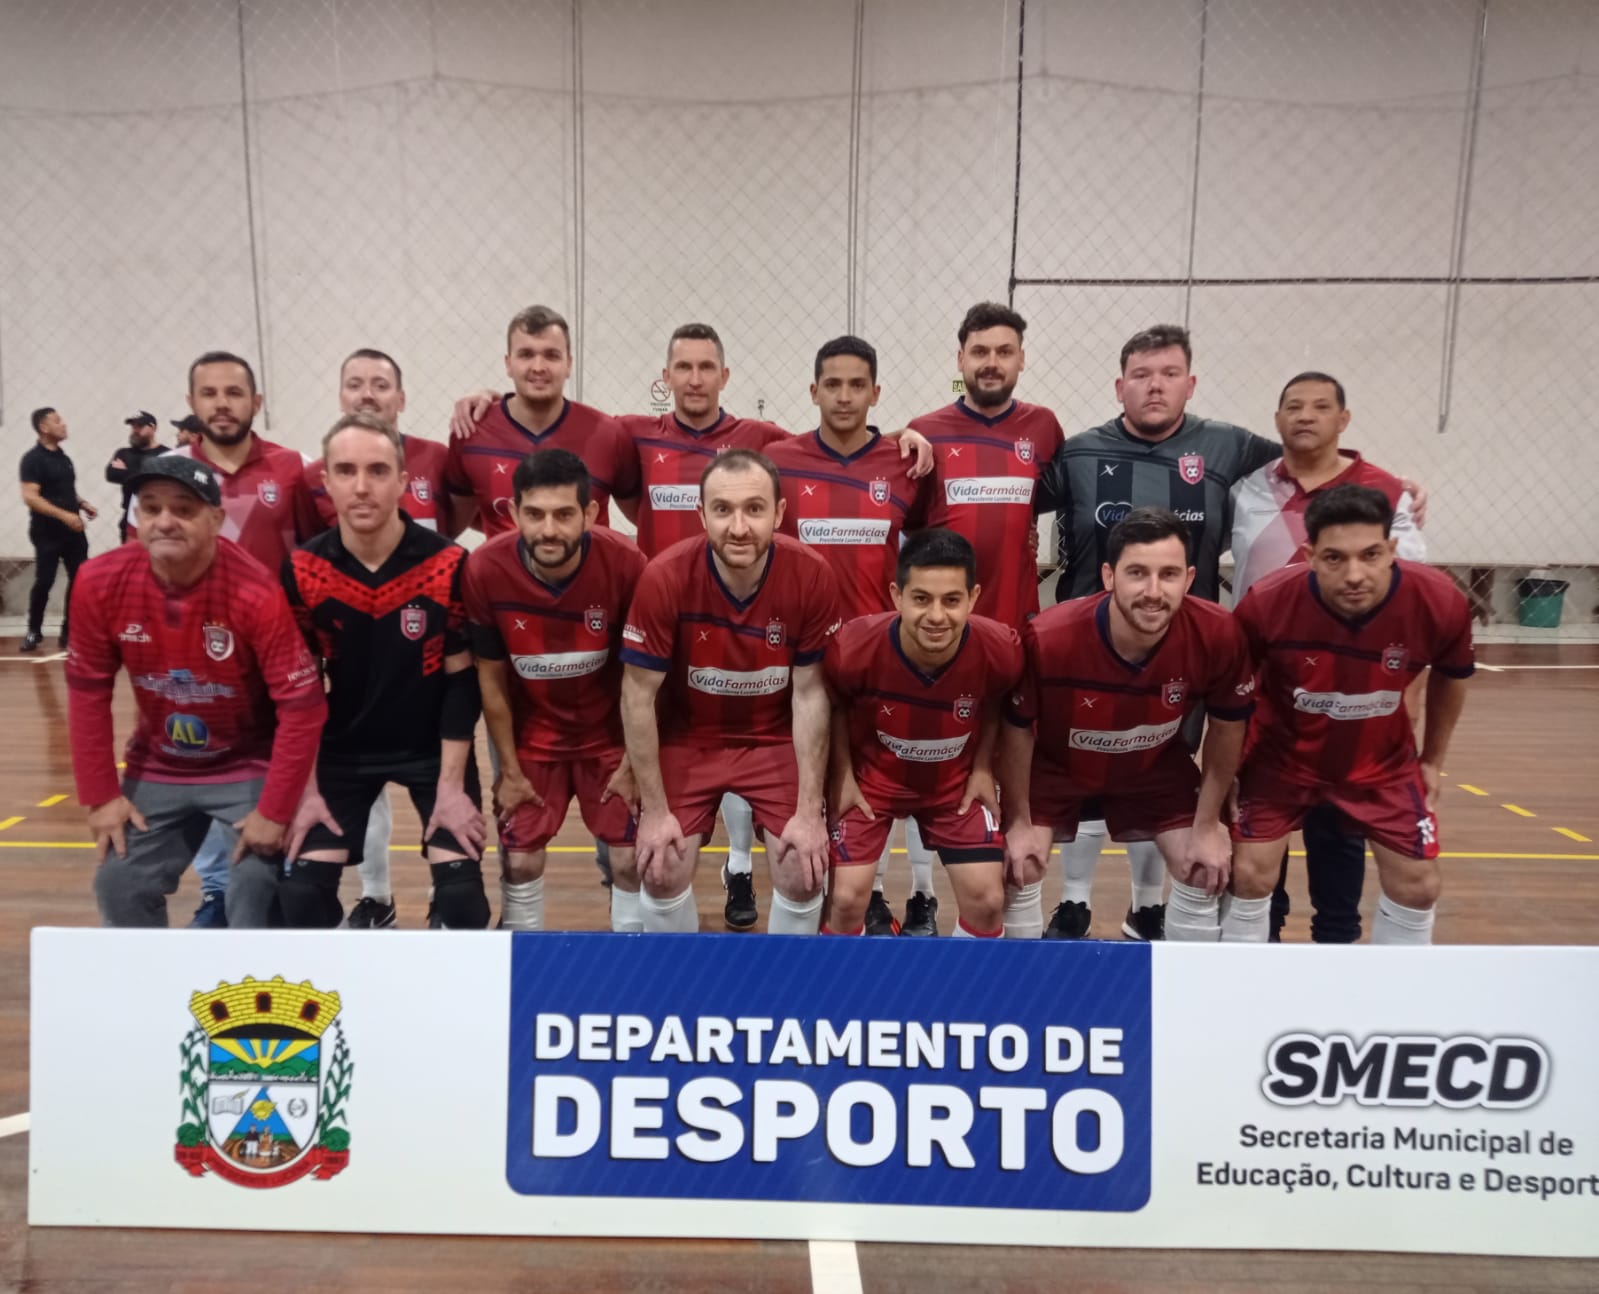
[1,0,1594,635]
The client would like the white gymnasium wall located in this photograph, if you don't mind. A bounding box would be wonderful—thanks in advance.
[0,0,1594,570]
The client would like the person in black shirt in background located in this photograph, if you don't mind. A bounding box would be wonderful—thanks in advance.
[18,406,97,651]
[105,412,169,542]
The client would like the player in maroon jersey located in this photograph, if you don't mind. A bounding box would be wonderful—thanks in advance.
[823,529,1021,938]
[998,508,1253,941]
[444,305,638,536]
[464,449,648,932]
[65,455,326,927]
[304,348,454,535]
[1230,484,1474,945]
[620,449,841,934]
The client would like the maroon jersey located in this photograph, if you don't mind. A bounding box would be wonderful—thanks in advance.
[619,410,788,557]
[768,429,927,619]
[462,526,647,758]
[65,538,326,822]
[909,399,1064,628]
[163,436,320,572]
[445,397,637,536]
[1233,560,1474,787]
[1008,592,1254,788]
[304,433,451,531]
[827,612,1022,812]
[621,534,842,747]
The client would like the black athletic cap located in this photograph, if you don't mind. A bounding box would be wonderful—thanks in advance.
[171,414,207,434]
[124,410,157,427]
[126,454,223,507]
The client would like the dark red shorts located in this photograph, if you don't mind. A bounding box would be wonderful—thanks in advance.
[1232,758,1439,860]
[1029,747,1200,842]
[830,801,1003,868]
[498,749,637,854]
[661,742,798,841]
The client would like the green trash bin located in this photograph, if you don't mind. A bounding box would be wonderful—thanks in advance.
[1516,577,1568,628]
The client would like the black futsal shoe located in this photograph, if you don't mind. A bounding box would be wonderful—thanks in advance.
[1043,900,1092,940]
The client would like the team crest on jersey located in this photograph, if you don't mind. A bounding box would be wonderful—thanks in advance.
[399,607,426,641]
[1162,678,1187,709]
[175,976,351,1190]
[409,479,431,504]
[953,694,977,722]
[1383,644,1409,673]
[1177,454,1204,485]
[585,605,606,634]
[869,478,890,505]
[203,622,234,662]
[1014,438,1034,465]
[257,479,280,506]
[766,620,786,648]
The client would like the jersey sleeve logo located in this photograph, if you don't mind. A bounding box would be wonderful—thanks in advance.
[257,480,280,506]
[585,605,607,634]
[766,619,785,648]
[203,623,235,662]
[400,606,427,641]
[869,478,889,505]
[1382,644,1409,673]
[1014,438,1034,465]
[1178,454,1205,485]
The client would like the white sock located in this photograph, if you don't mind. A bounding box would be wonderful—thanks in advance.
[768,889,823,936]
[639,886,700,933]
[1127,841,1165,910]
[1061,819,1106,905]
[357,790,394,902]
[1003,882,1043,939]
[1166,881,1221,942]
[873,834,891,894]
[721,793,754,877]
[610,888,643,933]
[903,817,935,897]
[1372,894,1435,945]
[1219,894,1270,943]
[954,917,1002,939]
[500,877,545,931]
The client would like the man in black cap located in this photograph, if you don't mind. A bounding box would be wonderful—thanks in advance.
[106,411,169,543]
[171,414,205,449]
[18,407,97,652]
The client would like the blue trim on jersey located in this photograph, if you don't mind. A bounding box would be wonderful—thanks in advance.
[1002,709,1032,728]
[1036,674,1163,698]
[638,435,721,462]
[1272,639,1425,670]
[1207,702,1254,722]
[928,430,1029,456]
[487,599,588,624]
[705,541,775,612]
[1434,663,1475,679]
[887,616,970,687]
[1308,562,1403,631]
[953,397,1018,429]
[680,612,775,643]
[619,646,670,672]
[514,532,592,598]
[809,427,882,465]
[783,463,911,510]
[672,409,729,438]
[795,648,825,667]
[1095,596,1168,674]
[857,685,963,714]
[501,394,571,444]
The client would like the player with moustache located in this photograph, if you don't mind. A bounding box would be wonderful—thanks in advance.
[279,413,488,930]
[620,449,841,935]
[464,449,647,932]
[823,529,1021,939]
[1228,484,1473,945]
[998,508,1255,941]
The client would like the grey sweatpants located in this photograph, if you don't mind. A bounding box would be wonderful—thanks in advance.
[94,777,282,928]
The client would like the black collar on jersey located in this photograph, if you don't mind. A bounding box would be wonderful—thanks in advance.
[516,531,592,595]
[1095,593,1172,673]
[1308,561,1404,631]
[502,394,571,442]
[673,409,729,438]
[324,510,435,580]
[705,537,776,612]
[954,397,1018,428]
[809,426,882,464]
[888,615,970,686]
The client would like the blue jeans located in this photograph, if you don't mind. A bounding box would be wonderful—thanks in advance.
[193,819,234,899]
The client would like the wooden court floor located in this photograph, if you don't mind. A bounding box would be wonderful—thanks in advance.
[1,642,1595,1291]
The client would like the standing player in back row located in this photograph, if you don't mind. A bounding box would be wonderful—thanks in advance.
[620,450,841,935]
[1228,485,1474,945]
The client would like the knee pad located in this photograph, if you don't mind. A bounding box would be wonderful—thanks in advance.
[280,860,345,929]
[430,858,490,929]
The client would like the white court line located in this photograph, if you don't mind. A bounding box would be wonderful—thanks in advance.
[808,1240,863,1294]
[31,651,67,665]
[0,1111,29,1138]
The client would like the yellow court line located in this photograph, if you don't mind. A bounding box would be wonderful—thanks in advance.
[0,817,22,831]
[1502,804,1537,818]
[1554,827,1593,843]
[1457,784,1488,796]
[36,794,67,808]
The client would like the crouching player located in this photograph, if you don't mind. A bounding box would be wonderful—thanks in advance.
[1229,484,1473,944]
[822,529,1021,938]
[464,449,647,931]
[998,508,1254,940]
